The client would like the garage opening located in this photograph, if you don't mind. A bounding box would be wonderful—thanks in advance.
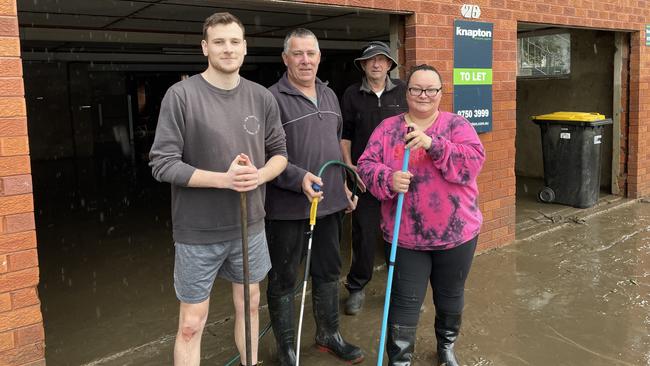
[18,0,407,364]
[514,23,630,238]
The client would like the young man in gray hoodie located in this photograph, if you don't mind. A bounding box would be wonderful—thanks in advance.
[149,12,287,366]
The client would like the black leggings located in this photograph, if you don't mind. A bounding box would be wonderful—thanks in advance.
[385,237,477,326]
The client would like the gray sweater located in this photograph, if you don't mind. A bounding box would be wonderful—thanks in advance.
[266,73,348,220]
[149,74,287,244]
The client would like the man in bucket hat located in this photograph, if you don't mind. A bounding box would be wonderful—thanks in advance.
[340,41,408,315]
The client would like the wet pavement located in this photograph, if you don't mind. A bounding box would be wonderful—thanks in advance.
[34,165,649,366]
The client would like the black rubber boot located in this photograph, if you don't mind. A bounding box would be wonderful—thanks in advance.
[344,289,365,316]
[435,311,462,366]
[387,324,416,366]
[267,293,296,366]
[312,281,364,364]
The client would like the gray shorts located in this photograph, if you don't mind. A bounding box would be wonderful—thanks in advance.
[174,230,271,304]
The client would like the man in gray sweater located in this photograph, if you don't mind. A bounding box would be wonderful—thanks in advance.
[149,13,287,366]
[265,28,364,365]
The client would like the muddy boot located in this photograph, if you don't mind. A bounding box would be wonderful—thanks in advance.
[268,294,296,366]
[387,324,416,366]
[435,311,462,366]
[344,289,365,315]
[312,281,364,364]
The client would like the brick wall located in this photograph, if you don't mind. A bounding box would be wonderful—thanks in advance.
[297,0,650,251]
[0,0,44,365]
[0,0,647,364]
[629,30,650,197]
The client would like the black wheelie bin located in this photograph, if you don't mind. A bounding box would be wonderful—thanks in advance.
[532,111,612,208]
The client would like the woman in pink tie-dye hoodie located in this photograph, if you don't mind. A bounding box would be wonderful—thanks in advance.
[357,64,485,366]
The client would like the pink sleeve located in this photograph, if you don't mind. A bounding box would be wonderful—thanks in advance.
[357,123,397,201]
[427,116,485,185]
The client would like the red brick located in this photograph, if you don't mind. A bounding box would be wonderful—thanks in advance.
[420,1,439,13]
[0,77,22,96]
[0,305,41,333]
[0,59,21,77]
[372,0,397,10]
[22,359,46,366]
[0,174,31,196]
[0,2,16,16]
[14,324,44,346]
[0,194,32,216]
[0,17,17,37]
[0,37,18,57]
[7,249,37,272]
[0,231,36,255]
[0,155,31,176]
[0,256,5,273]
[347,0,367,7]
[0,117,26,136]
[0,97,24,118]
[0,293,10,312]
[0,267,38,293]
[3,212,34,234]
[0,136,28,156]
[10,288,39,309]
[0,341,44,365]
[0,330,12,352]
[398,0,420,12]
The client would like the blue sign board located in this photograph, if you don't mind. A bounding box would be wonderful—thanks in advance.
[453,20,494,133]
[646,24,650,46]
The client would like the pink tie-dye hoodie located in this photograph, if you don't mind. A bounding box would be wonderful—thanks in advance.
[357,111,485,251]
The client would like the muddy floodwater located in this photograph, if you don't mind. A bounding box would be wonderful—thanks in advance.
[36,167,648,365]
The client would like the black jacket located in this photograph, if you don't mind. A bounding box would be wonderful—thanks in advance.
[340,76,408,164]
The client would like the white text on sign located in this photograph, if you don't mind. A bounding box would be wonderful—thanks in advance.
[459,71,487,81]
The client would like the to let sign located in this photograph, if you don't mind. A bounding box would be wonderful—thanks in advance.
[453,20,493,133]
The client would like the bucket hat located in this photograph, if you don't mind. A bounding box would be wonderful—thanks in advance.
[353,41,398,71]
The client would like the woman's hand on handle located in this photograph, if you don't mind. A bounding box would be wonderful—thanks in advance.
[391,171,413,194]
[405,124,433,151]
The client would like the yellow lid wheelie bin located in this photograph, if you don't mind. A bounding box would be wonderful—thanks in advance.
[532,112,612,208]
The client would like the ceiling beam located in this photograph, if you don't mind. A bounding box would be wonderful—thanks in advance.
[19,27,369,49]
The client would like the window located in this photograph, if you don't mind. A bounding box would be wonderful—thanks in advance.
[517,33,570,77]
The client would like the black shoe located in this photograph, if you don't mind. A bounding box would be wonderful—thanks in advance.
[267,293,296,366]
[344,290,365,315]
[386,324,416,366]
[435,311,462,366]
[312,281,365,364]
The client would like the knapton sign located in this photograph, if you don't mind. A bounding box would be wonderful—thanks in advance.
[455,26,492,39]
[453,20,494,133]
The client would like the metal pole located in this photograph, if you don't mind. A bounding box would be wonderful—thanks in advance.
[296,185,320,366]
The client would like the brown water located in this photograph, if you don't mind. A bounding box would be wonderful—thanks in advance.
[35,162,649,365]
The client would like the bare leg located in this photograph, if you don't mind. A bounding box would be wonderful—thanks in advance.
[232,282,260,365]
[174,299,210,366]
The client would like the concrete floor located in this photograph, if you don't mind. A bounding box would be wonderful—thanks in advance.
[34,162,648,366]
